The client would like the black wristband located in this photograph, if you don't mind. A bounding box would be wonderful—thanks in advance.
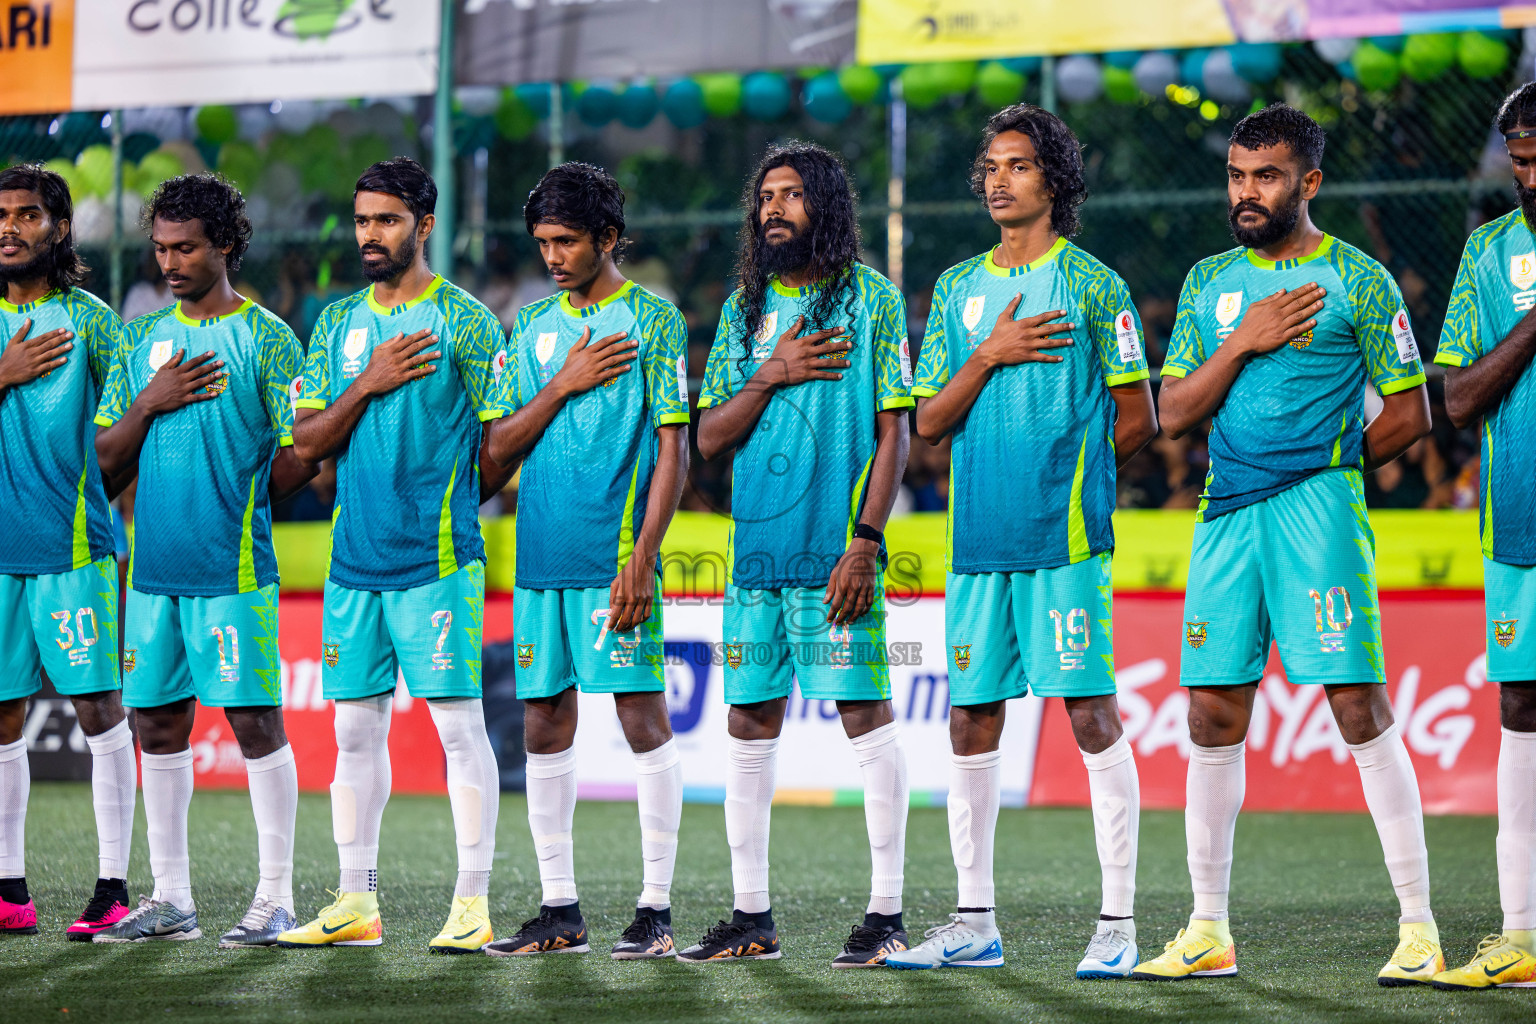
[852,523,883,545]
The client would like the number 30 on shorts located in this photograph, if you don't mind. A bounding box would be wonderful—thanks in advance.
[1049,608,1090,671]
[51,607,100,667]
[1308,586,1353,653]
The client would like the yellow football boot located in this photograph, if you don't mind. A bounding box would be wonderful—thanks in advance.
[274,891,383,948]
[1130,919,1237,980]
[1432,934,1536,990]
[429,895,493,955]
[1378,921,1443,987]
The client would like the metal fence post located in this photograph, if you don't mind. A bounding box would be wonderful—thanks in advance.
[430,0,456,277]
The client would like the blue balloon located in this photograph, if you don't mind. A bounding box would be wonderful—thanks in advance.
[1181,48,1210,86]
[617,84,659,130]
[661,78,706,129]
[1368,34,1406,54]
[871,63,904,80]
[576,83,620,127]
[1000,56,1042,73]
[1103,50,1140,70]
[802,72,852,123]
[742,71,791,121]
[514,83,553,119]
[1229,42,1282,82]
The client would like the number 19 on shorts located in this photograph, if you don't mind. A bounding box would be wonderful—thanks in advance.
[1049,608,1089,670]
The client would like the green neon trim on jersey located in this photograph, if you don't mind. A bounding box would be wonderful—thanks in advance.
[1194,465,1215,524]
[617,448,643,573]
[0,289,59,315]
[293,398,328,411]
[878,395,917,410]
[983,236,1068,277]
[769,277,810,297]
[1377,371,1426,397]
[365,275,444,316]
[559,278,635,319]
[71,463,91,570]
[1483,421,1495,559]
[1104,368,1152,387]
[1244,234,1334,271]
[1328,412,1347,468]
[238,474,258,592]
[910,384,942,398]
[846,455,874,545]
[438,458,459,578]
[172,297,253,328]
[1066,427,1091,562]
[945,455,956,572]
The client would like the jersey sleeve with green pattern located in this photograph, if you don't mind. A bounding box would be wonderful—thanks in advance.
[1341,249,1425,394]
[442,285,507,422]
[912,260,971,397]
[1079,261,1151,385]
[698,292,744,409]
[296,299,347,410]
[636,291,692,426]
[498,301,543,413]
[858,268,915,408]
[1162,250,1245,378]
[255,308,302,446]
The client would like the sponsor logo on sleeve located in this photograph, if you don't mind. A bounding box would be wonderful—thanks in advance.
[288,375,304,413]
[675,353,689,401]
[899,336,913,386]
[1391,309,1419,365]
[492,349,508,381]
[1114,309,1141,363]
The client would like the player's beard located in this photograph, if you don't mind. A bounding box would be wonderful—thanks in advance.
[756,219,816,280]
[0,236,56,291]
[1228,184,1303,250]
[359,234,417,283]
[1516,177,1536,228]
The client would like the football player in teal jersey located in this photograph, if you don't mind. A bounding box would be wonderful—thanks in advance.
[0,164,138,940]
[481,164,689,960]
[1129,106,1441,985]
[1429,82,1536,991]
[279,158,504,955]
[887,106,1157,976]
[681,143,914,967]
[92,174,316,946]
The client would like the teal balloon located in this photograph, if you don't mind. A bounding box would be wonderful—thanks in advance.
[1337,59,1357,80]
[698,73,743,117]
[742,71,791,121]
[576,83,620,126]
[1368,35,1406,54]
[1180,48,1210,86]
[617,83,659,129]
[1229,42,1282,82]
[514,83,553,119]
[898,63,944,109]
[802,72,852,122]
[1000,56,1042,73]
[839,65,883,105]
[975,61,1025,107]
[661,78,706,129]
[1103,51,1139,70]
[872,64,904,80]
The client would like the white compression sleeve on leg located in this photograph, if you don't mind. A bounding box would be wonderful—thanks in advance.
[1499,727,1536,932]
[427,699,500,899]
[246,744,298,912]
[725,736,777,915]
[633,738,682,910]
[332,696,392,893]
[85,721,136,881]
[1082,734,1140,919]
[0,737,28,879]
[850,722,909,916]
[525,746,578,905]
[1348,723,1432,924]
[140,748,195,912]
[1187,741,1245,921]
[949,749,1001,909]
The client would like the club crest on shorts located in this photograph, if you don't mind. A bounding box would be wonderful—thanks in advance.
[1185,622,1208,649]
[952,644,971,671]
[725,643,744,670]
[148,340,174,372]
[1495,619,1518,648]
[322,643,339,667]
[962,296,985,332]
[516,642,535,668]
[122,649,136,674]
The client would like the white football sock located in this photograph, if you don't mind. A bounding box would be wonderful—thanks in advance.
[633,738,682,910]
[0,737,28,879]
[1187,741,1244,921]
[850,722,908,916]
[428,699,500,899]
[726,735,777,915]
[1348,723,1432,924]
[246,744,297,913]
[1082,734,1140,919]
[525,746,578,906]
[1499,727,1536,932]
[949,749,1001,909]
[85,721,136,880]
[332,696,392,894]
[141,748,195,912]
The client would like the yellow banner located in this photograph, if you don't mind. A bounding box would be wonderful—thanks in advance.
[0,0,73,115]
[856,0,1236,63]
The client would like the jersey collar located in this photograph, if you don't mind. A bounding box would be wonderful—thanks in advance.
[172,297,253,327]
[1244,233,1334,271]
[0,289,59,314]
[769,276,811,297]
[559,278,634,318]
[366,274,444,316]
[983,237,1068,277]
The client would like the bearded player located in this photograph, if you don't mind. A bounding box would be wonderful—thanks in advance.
[1130,105,1440,986]
[93,174,314,945]
[278,158,505,954]
[0,164,137,940]
[1429,82,1536,991]
[482,163,688,960]
[888,105,1156,976]
[684,142,913,966]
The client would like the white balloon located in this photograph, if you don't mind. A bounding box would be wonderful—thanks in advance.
[1056,55,1103,104]
[272,98,322,133]
[455,85,501,117]
[235,103,273,142]
[1313,36,1358,64]
[121,106,188,142]
[1202,49,1252,103]
[1133,51,1180,96]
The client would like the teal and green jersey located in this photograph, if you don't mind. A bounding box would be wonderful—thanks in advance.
[699,264,913,590]
[913,239,1150,573]
[298,276,505,591]
[1163,235,1426,521]
[1436,208,1536,564]
[94,300,301,597]
[0,288,120,576]
[504,280,691,590]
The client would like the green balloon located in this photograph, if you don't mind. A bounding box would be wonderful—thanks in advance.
[42,157,77,193]
[73,145,114,199]
[975,61,1024,107]
[698,73,743,118]
[215,140,261,192]
[839,65,883,105]
[898,63,944,109]
[1103,64,1140,104]
[1459,30,1509,79]
[494,91,536,140]
[931,60,977,95]
[194,105,238,145]
[133,150,186,198]
[1401,32,1457,82]
[1353,40,1401,91]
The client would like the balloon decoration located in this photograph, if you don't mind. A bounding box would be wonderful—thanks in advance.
[1133,51,1180,96]
[838,64,883,105]
[576,81,621,127]
[1202,49,1252,103]
[1313,36,1358,64]
[975,60,1026,107]
[494,90,537,141]
[617,82,660,129]
[929,61,978,95]
[1180,48,1211,86]
[514,83,553,119]
[697,73,744,118]
[1056,55,1104,104]
[1000,56,1042,74]
[898,63,944,109]
[1459,31,1510,79]
[1103,64,1140,104]
[742,71,791,120]
[1103,51,1140,70]
[1228,42,1282,83]
[661,78,707,129]
[802,72,852,123]
[193,105,238,146]
[1400,32,1458,81]
[1352,40,1401,91]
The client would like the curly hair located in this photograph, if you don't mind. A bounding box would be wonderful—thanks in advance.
[1497,82,1536,134]
[524,161,631,263]
[969,104,1086,238]
[142,173,252,271]
[0,163,88,294]
[355,156,437,222]
[1229,103,1326,171]
[733,142,861,364]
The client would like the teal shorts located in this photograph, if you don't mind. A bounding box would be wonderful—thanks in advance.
[722,581,891,705]
[946,552,1116,705]
[0,556,120,701]
[123,583,280,708]
[1180,468,1385,688]
[512,578,665,700]
[1484,557,1536,683]
[321,561,484,702]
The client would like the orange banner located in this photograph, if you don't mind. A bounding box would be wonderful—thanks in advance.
[0,0,72,115]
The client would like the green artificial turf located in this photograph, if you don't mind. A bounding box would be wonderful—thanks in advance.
[0,784,1529,1022]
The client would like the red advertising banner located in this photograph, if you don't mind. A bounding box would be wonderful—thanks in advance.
[185,595,518,793]
[1030,593,1497,815]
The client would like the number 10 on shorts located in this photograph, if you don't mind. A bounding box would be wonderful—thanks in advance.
[1049,608,1089,670]
[1309,587,1352,653]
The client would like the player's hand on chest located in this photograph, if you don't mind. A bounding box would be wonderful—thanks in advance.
[965,291,1077,370]
[346,315,447,401]
[139,335,230,416]
[538,319,639,401]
